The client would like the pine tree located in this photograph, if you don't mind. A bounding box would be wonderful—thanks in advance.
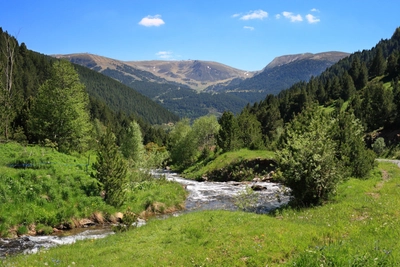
[386,51,399,78]
[217,111,242,152]
[93,128,127,207]
[237,109,264,149]
[340,72,356,101]
[369,46,387,78]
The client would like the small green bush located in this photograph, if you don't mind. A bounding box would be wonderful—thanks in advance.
[36,223,54,235]
[372,137,386,155]
[17,225,29,235]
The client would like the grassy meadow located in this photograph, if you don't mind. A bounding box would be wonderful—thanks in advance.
[2,161,400,266]
[0,142,186,237]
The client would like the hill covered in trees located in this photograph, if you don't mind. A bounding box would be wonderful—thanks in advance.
[0,27,175,147]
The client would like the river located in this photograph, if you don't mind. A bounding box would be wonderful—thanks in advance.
[0,169,290,257]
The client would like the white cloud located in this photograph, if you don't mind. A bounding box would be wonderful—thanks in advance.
[156,51,173,59]
[139,15,165,27]
[282,11,303,22]
[275,14,281,19]
[232,13,241,18]
[306,14,320,24]
[311,8,320,12]
[239,10,268,20]
[243,26,255,31]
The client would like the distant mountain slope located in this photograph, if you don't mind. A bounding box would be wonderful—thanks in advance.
[55,51,348,118]
[55,54,249,118]
[127,60,254,91]
[206,52,349,103]
[54,53,253,91]
[73,64,179,124]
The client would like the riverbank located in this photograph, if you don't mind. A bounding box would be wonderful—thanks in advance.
[4,161,399,266]
[0,142,187,238]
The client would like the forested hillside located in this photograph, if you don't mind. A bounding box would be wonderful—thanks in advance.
[246,27,400,133]
[0,27,173,147]
[89,65,249,118]
[58,52,346,118]
[74,64,179,124]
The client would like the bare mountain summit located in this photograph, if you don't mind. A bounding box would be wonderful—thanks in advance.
[264,51,349,69]
[54,53,254,91]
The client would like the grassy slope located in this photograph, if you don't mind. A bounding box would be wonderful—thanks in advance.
[0,142,186,236]
[4,161,400,266]
[183,149,275,180]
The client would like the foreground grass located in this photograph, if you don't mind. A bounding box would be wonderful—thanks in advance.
[0,142,186,236]
[3,162,400,266]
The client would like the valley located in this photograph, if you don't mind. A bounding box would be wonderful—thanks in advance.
[55,51,348,118]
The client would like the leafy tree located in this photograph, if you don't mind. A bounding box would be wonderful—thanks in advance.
[332,110,375,178]
[121,120,145,166]
[168,119,197,169]
[276,107,341,206]
[93,128,128,207]
[28,60,92,152]
[217,111,242,152]
[191,115,220,151]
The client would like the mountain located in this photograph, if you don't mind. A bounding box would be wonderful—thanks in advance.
[53,53,254,91]
[55,51,348,118]
[205,52,349,103]
[54,54,249,118]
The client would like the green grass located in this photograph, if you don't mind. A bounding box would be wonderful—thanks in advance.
[0,142,186,237]
[4,161,400,266]
[183,149,275,180]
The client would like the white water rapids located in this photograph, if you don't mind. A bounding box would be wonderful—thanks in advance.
[1,170,290,257]
[152,169,290,213]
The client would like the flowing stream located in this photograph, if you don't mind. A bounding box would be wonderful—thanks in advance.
[0,170,290,257]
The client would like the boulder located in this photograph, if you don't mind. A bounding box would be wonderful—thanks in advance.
[251,184,267,191]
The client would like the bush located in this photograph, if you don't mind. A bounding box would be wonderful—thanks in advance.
[277,107,342,206]
[372,137,386,155]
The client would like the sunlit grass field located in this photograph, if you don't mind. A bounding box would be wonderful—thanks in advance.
[0,142,186,237]
[3,161,400,266]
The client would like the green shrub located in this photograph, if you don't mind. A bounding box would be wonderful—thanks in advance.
[372,137,386,155]
[36,223,53,235]
[17,225,29,235]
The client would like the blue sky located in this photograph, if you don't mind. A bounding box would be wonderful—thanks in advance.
[1,0,399,71]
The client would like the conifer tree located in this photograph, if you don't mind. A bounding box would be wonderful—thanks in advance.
[369,46,387,78]
[93,127,127,207]
[217,111,242,152]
